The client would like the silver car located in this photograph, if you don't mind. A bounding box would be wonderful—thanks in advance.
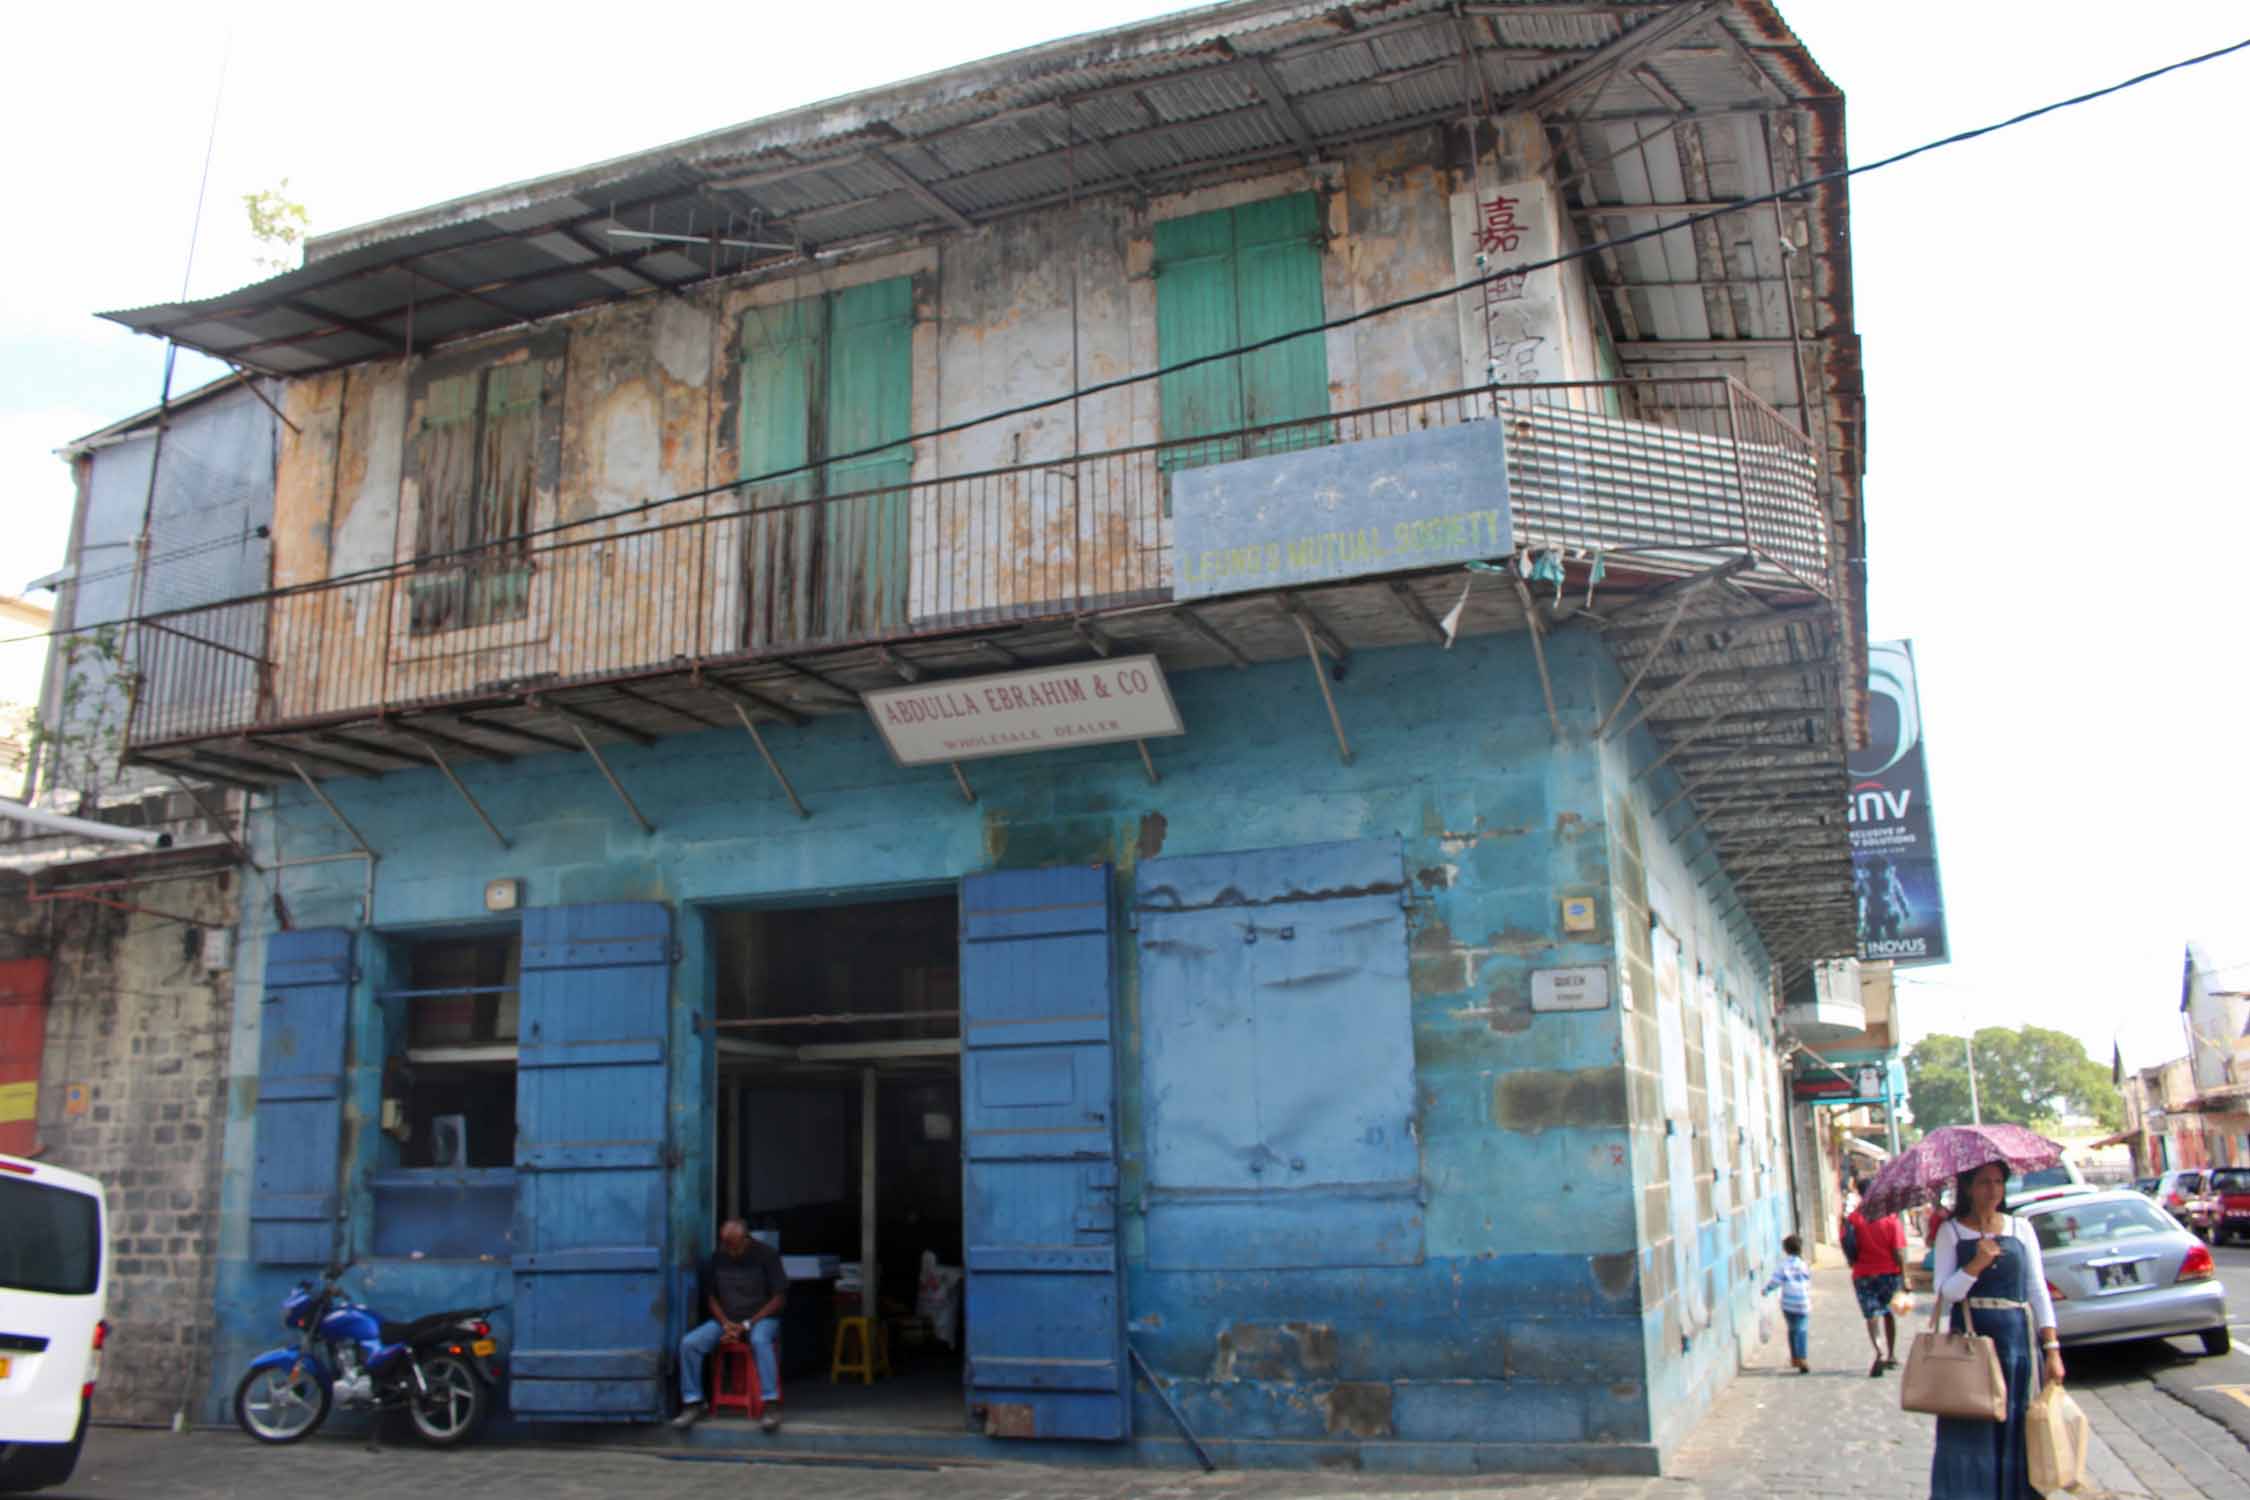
[2019,1189,2230,1356]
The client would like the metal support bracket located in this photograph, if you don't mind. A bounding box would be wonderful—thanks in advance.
[875,645,924,683]
[289,762,375,855]
[1296,615,1353,766]
[1511,576,1564,740]
[949,762,977,805]
[1173,607,1251,670]
[415,738,510,850]
[1135,741,1160,785]
[1277,592,1350,675]
[566,723,654,833]
[733,705,810,819]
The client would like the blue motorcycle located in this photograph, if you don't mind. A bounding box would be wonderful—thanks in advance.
[231,1265,501,1447]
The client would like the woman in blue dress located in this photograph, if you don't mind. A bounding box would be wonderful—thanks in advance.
[1928,1161,2068,1498]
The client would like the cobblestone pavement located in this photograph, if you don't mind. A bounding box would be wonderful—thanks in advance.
[46,1265,2248,1499]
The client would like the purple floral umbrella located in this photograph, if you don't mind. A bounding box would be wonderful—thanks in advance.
[1856,1123,2064,1221]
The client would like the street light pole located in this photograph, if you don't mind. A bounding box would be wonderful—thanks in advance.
[1965,1032,1983,1126]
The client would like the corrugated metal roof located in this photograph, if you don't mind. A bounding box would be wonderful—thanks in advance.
[96,1,1869,925]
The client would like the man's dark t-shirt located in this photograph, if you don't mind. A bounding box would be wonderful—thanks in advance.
[701,1238,789,1322]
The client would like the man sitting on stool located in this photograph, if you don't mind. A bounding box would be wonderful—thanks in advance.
[673,1218,788,1432]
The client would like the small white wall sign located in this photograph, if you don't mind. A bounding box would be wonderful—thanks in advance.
[864,654,1184,767]
[1530,965,1611,1013]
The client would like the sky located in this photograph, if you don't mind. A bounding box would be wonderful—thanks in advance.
[2,1,2245,1069]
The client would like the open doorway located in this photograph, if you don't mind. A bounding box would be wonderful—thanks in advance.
[705,891,966,1433]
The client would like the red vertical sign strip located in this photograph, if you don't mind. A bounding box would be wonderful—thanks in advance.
[0,958,51,1157]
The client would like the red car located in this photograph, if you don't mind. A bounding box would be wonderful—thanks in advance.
[2201,1167,2250,1246]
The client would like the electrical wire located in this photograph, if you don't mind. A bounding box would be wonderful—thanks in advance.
[11,32,2248,650]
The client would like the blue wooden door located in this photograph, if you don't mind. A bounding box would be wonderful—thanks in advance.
[252,928,353,1265]
[958,866,1128,1442]
[510,903,674,1422]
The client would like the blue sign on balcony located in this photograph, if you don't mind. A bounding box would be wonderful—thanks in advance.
[1168,420,1510,601]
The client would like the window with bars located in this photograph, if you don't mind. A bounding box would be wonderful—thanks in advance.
[408,360,543,635]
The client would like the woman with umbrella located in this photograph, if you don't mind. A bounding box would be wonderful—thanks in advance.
[1859,1125,2067,1500]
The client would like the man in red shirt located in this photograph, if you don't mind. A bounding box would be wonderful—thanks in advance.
[1844,1177,1907,1378]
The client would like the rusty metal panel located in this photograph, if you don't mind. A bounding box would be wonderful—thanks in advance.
[1136,838,1423,1271]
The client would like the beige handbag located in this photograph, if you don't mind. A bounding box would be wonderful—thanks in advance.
[1900,1267,2008,1421]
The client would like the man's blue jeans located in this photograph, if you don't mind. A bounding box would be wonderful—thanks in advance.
[680,1317,781,1405]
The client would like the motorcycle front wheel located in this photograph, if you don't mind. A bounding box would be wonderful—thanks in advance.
[234,1364,331,1444]
[407,1353,487,1447]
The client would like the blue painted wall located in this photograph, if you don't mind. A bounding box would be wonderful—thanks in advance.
[207,625,1793,1469]
[1597,703,1792,1460]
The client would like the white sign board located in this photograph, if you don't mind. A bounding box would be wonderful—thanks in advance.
[1530,965,1611,1013]
[863,655,1184,767]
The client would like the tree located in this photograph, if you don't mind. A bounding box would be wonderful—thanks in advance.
[21,627,140,813]
[1905,1026,2123,1132]
[244,179,310,274]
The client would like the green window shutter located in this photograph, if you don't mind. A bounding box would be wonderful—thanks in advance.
[1154,207,1245,476]
[477,362,542,547]
[1230,193,1331,456]
[740,299,824,505]
[1155,193,1331,493]
[414,372,482,559]
[740,298,826,647]
[820,276,914,637]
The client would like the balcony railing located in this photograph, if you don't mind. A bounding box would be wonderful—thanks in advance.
[124,377,1827,751]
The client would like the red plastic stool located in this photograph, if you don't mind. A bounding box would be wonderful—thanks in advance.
[709,1338,775,1419]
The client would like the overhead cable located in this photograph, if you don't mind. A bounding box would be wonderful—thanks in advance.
[13,33,2248,649]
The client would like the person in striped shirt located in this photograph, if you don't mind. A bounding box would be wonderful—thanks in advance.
[1763,1234,1815,1374]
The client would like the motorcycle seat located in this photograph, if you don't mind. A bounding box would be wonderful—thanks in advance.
[378,1308,496,1346]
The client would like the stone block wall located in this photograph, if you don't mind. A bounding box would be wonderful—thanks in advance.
[1,861,238,1424]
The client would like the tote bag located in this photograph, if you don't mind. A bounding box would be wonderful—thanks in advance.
[2026,1383,2090,1493]
[1900,1267,2007,1421]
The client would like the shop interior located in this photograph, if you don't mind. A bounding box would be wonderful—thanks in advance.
[708,892,967,1431]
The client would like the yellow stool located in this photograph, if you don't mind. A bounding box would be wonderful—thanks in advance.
[828,1315,892,1384]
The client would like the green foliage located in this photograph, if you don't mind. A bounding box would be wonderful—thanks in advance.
[1905,1026,2123,1133]
[244,179,310,273]
[21,627,139,812]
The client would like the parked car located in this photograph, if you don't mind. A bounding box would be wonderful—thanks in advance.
[2200,1167,2250,1246]
[2133,1176,2161,1198]
[2005,1161,2093,1209]
[2020,1188,2229,1356]
[0,1155,109,1494]
[2151,1169,2209,1226]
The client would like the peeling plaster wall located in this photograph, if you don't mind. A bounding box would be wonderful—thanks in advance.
[201,630,1699,1470]
[1599,696,1791,1461]
[251,116,1606,720]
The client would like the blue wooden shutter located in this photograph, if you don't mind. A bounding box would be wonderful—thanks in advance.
[1136,839,1422,1270]
[959,866,1129,1442]
[820,276,914,640]
[252,928,353,1266]
[510,903,674,1422]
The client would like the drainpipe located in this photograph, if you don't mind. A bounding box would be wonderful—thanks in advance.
[0,797,172,848]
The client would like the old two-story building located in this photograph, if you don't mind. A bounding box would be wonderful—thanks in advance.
[0,374,277,1422]
[91,0,1868,1473]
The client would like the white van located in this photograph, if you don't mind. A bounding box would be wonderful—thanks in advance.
[0,1155,107,1494]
